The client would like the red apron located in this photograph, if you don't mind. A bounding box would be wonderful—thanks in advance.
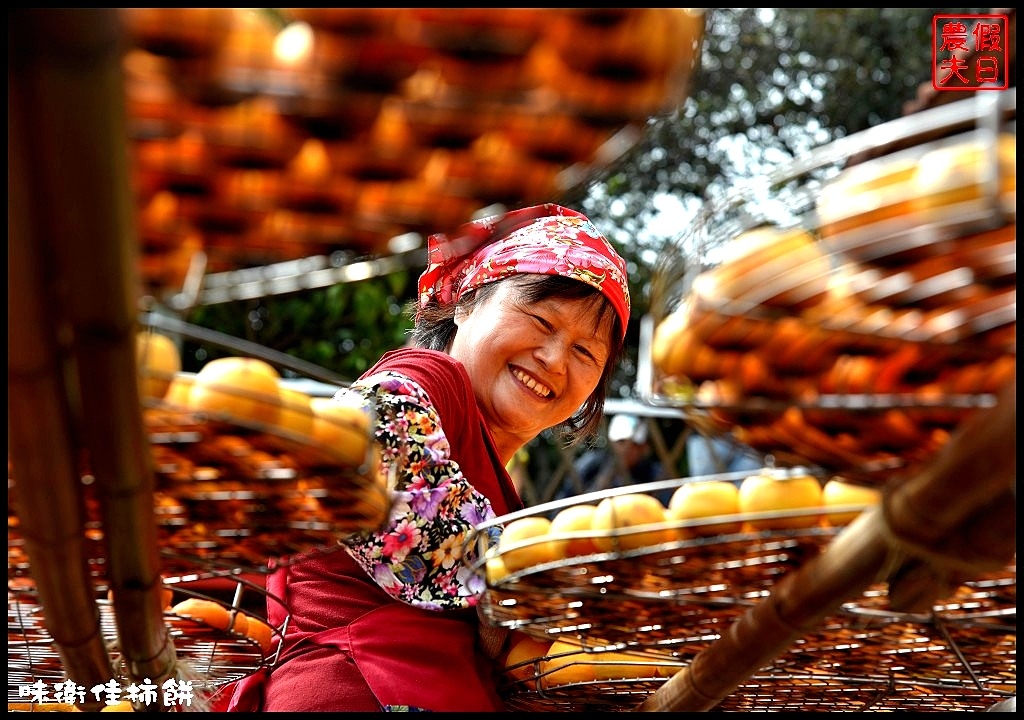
[225,550,506,712]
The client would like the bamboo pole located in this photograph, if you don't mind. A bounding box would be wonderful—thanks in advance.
[8,138,115,711]
[8,9,118,707]
[8,8,179,709]
[640,379,1015,711]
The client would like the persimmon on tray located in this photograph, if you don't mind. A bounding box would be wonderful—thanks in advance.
[143,405,389,575]
[7,575,290,705]
[643,110,1015,488]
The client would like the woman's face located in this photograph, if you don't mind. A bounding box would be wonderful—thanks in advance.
[449,279,613,457]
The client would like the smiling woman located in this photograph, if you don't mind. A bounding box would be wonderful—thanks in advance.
[448,276,616,455]
[224,204,631,712]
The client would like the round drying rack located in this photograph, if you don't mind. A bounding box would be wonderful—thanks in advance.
[639,88,1015,489]
[469,475,1015,712]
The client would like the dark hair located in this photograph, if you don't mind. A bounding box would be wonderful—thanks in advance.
[409,274,626,446]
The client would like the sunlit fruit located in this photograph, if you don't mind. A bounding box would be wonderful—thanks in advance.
[538,639,678,688]
[163,371,196,408]
[309,396,372,467]
[189,357,282,425]
[244,616,276,655]
[591,493,674,552]
[822,476,882,526]
[230,611,250,637]
[539,639,596,688]
[503,632,554,682]
[277,385,315,438]
[692,226,830,310]
[588,647,680,681]
[666,480,742,538]
[167,596,275,654]
[738,468,823,530]
[170,598,240,632]
[912,132,1016,214]
[136,331,181,401]
[651,305,693,378]
[486,553,511,584]
[498,516,557,572]
[100,701,135,712]
[547,504,600,558]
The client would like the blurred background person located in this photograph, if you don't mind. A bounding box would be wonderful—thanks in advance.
[686,432,763,479]
[558,414,669,504]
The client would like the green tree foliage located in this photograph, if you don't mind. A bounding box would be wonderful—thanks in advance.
[183,269,415,381]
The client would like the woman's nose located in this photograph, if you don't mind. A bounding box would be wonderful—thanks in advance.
[534,337,569,373]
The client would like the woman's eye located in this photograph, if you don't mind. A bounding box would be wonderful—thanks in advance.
[574,344,599,362]
[531,314,553,331]
[529,311,604,364]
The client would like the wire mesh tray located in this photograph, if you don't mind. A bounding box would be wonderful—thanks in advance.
[717,602,1015,712]
[477,529,835,643]
[144,393,372,472]
[471,475,868,645]
[495,563,1015,712]
[8,574,289,706]
[641,91,1016,487]
[470,474,1015,645]
[144,405,390,575]
[7,404,391,581]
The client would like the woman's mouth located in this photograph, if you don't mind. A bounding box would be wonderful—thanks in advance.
[512,368,552,399]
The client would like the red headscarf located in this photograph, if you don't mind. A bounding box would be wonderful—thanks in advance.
[417,204,631,338]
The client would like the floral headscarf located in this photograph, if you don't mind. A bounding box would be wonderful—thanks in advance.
[417,204,631,338]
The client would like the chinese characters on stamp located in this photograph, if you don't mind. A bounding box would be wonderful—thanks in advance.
[932,14,1009,91]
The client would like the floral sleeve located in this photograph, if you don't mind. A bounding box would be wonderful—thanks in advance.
[335,371,501,610]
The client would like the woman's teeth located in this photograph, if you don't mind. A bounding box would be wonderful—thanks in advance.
[512,369,551,398]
